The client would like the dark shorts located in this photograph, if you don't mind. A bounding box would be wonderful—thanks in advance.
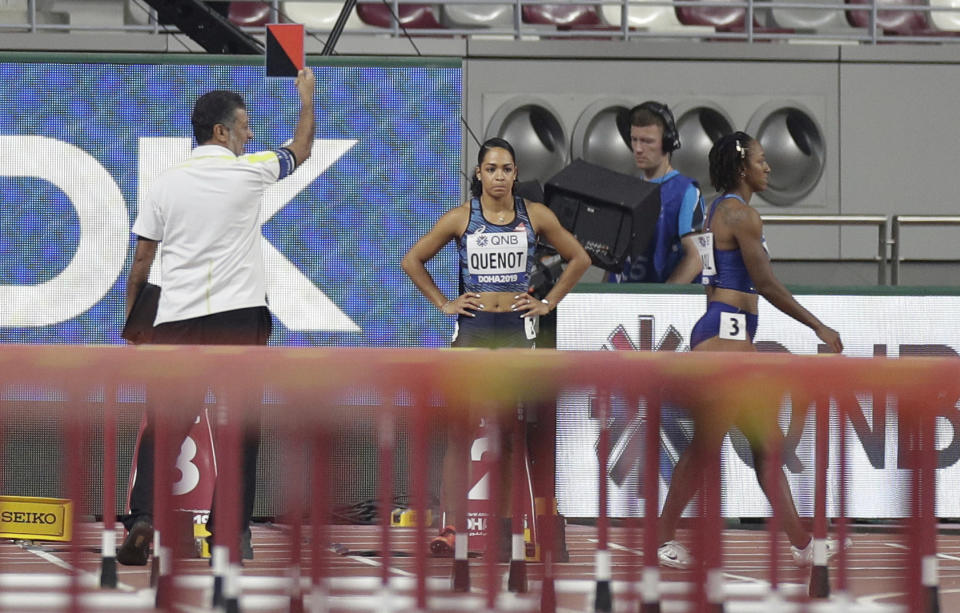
[153,306,272,346]
[452,310,536,349]
[690,301,758,349]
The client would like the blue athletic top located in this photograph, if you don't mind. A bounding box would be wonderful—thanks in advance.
[459,196,537,294]
[608,170,704,283]
[702,193,759,294]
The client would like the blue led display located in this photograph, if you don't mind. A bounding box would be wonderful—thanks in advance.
[0,59,461,347]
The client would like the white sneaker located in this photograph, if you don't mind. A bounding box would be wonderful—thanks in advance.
[791,536,853,567]
[658,540,693,569]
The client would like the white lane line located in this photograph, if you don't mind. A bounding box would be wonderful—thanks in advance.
[344,554,416,576]
[173,605,212,613]
[335,551,577,608]
[0,590,155,610]
[884,541,960,563]
[858,585,960,608]
[20,546,138,592]
[151,572,919,613]
[592,538,780,587]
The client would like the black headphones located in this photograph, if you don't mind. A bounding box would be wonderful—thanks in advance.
[631,101,681,154]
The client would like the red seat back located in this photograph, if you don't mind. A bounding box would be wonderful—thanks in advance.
[521,4,602,26]
[356,3,444,28]
[675,3,747,27]
[228,2,272,26]
[846,0,930,33]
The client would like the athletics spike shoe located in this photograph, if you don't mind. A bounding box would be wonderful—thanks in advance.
[205,528,254,564]
[117,518,154,566]
[792,536,853,567]
[430,525,456,557]
[240,528,253,561]
[658,540,693,569]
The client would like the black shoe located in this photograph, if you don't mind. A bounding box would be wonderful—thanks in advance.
[498,517,514,563]
[117,518,153,566]
[240,528,253,560]
[206,528,254,563]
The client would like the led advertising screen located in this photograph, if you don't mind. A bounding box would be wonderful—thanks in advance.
[556,289,960,518]
[0,57,462,347]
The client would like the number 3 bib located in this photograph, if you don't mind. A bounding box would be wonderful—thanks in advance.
[719,312,747,341]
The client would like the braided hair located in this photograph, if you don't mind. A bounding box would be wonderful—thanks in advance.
[708,131,753,194]
[470,137,518,199]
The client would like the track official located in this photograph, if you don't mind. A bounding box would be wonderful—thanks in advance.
[119,68,316,565]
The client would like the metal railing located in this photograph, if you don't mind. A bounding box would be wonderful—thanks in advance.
[4,0,960,45]
[890,215,960,286]
[761,214,889,285]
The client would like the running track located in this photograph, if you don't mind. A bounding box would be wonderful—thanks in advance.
[0,523,955,612]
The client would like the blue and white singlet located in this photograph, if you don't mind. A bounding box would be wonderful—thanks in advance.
[700,193,765,294]
[458,196,538,294]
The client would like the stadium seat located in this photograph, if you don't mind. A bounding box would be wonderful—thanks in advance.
[768,0,863,32]
[929,0,960,30]
[0,1,68,28]
[522,4,603,26]
[441,3,513,28]
[674,0,795,34]
[845,0,934,34]
[124,0,270,27]
[125,0,150,25]
[355,2,444,28]
[228,2,272,27]
[675,0,750,28]
[599,0,687,30]
[282,1,366,30]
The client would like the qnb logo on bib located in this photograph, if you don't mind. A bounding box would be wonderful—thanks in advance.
[466,228,528,285]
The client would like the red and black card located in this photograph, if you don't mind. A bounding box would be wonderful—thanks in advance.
[265,23,304,78]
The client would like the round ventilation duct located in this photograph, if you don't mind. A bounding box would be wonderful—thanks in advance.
[571,99,635,176]
[746,102,825,206]
[671,104,735,194]
[486,98,568,186]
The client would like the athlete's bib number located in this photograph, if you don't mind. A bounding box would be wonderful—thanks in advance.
[695,232,716,284]
[466,229,527,275]
[719,312,747,341]
[524,315,539,341]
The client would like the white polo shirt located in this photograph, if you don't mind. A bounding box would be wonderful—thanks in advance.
[133,144,295,325]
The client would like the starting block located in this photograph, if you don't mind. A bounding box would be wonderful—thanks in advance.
[390,508,433,527]
[0,495,72,542]
[193,512,211,558]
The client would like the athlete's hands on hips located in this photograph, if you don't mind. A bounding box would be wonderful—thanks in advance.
[442,292,483,317]
[512,293,549,318]
[816,325,843,353]
[295,67,315,103]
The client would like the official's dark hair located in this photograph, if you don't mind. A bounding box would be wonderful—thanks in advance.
[709,131,753,193]
[191,90,246,144]
[470,137,518,199]
[629,101,680,153]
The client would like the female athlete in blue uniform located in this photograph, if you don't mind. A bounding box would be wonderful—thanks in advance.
[403,137,589,348]
[656,132,844,569]
[402,138,589,557]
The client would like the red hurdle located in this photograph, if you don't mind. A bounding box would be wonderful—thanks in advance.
[0,346,957,611]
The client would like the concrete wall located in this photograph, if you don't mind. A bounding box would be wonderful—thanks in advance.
[457,41,960,283]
